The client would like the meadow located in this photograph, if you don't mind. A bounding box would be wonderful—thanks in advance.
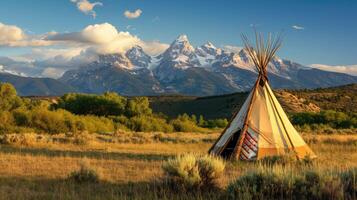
[0,131,356,200]
[0,83,356,199]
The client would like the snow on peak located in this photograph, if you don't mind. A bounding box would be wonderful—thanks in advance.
[176,34,189,42]
[195,42,220,67]
[96,53,134,70]
[126,45,151,68]
[159,34,199,69]
[0,64,27,77]
[203,42,216,49]
[168,34,194,52]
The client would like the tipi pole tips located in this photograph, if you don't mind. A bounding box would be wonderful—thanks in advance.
[241,31,283,79]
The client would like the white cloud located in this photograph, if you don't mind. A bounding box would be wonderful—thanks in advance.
[124,9,142,19]
[140,41,169,56]
[71,0,102,18]
[222,45,243,53]
[310,64,357,76]
[0,23,24,42]
[292,25,304,30]
[0,22,52,47]
[46,22,167,55]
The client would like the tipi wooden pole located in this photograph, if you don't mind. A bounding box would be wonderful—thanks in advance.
[230,76,261,160]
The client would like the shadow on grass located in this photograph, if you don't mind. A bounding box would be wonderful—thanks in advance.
[0,176,223,200]
[0,145,173,161]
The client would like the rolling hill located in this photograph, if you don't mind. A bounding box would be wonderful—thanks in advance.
[0,73,77,96]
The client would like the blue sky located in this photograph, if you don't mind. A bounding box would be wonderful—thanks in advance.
[0,0,356,75]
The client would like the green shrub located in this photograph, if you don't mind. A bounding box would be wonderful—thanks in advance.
[162,154,225,191]
[290,110,357,130]
[339,168,357,199]
[0,83,23,111]
[226,169,293,200]
[170,114,204,132]
[0,111,16,134]
[127,115,173,132]
[125,97,152,117]
[68,159,101,183]
[226,169,344,200]
[293,171,343,200]
[57,92,127,116]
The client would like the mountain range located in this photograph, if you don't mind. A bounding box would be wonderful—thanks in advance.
[1,35,357,96]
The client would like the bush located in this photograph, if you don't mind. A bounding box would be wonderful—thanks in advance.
[293,171,343,200]
[227,170,292,200]
[0,83,23,111]
[57,92,127,116]
[170,114,204,132]
[290,110,357,130]
[339,168,357,199]
[125,97,152,117]
[202,118,229,129]
[68,159,101,183]
[162,154,225,191]
[226,169,344,200]
[0,133,37,145]
[127,115,173,132]
[0,111,16,134]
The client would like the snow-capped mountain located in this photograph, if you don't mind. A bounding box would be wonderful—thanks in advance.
[60,34,357,96]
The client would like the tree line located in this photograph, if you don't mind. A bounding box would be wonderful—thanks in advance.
[0,83,228,134]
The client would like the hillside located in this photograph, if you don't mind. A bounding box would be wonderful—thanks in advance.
[287,84,357,113]
[149,89,321,120]
[150,84,357,120]
[0,73,77,96]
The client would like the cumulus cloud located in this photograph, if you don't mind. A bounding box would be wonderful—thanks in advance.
[310,64,357,76]
[292,25,304,30]
[0,22,52,47]
[0,23,24,42]
[46,22,167,55]
[124,9,142,19]
[71,0,102,18]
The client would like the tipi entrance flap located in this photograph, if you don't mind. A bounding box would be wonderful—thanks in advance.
[210,90,253,153]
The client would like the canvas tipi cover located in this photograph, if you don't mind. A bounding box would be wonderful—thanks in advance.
[209,33,316,160]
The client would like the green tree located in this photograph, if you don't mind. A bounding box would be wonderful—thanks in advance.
[0,83,23,111]
[125,97,152,117]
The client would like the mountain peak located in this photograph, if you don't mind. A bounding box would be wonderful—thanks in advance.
[203,42,216,49]
[126,45,151,68]
[163,34,195,58]
[175,34,189,42]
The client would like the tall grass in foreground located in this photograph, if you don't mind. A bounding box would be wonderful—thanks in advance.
[226,164,357,200]
[0,133,355,199]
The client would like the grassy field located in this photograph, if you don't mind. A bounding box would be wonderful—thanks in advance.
[0,132,356,199]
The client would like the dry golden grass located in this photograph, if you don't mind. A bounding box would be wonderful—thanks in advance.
[0,132,355,199]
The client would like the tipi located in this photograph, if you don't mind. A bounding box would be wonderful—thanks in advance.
[209,32,316,160]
